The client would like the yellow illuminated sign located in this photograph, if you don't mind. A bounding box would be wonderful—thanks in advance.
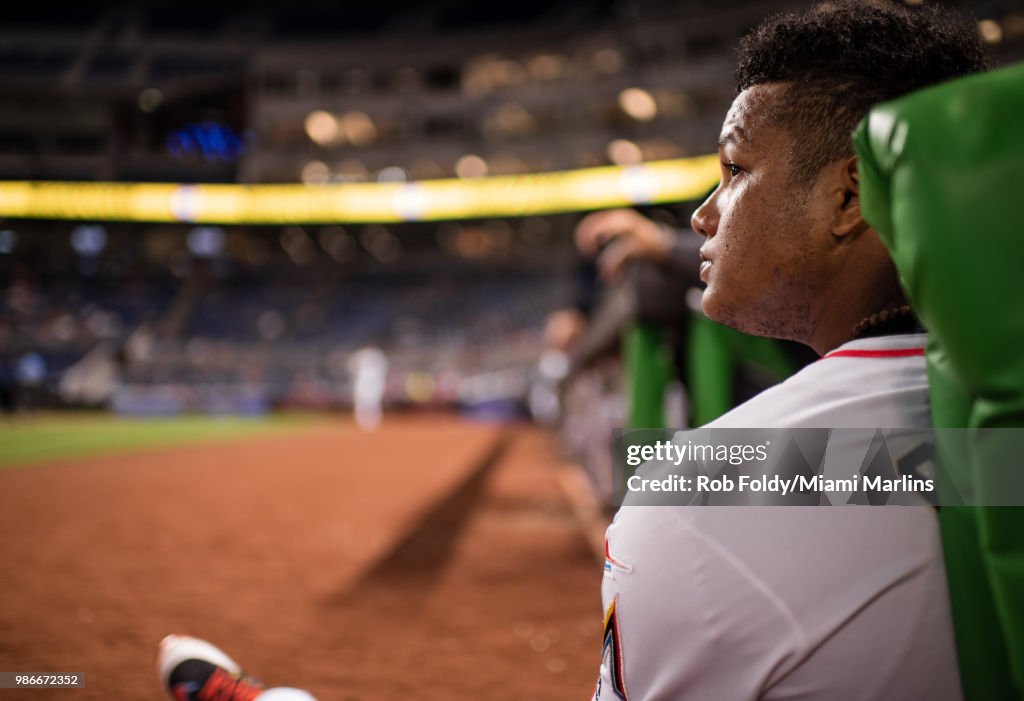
[0,156,719,224]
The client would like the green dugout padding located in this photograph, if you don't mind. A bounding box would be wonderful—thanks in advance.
[625,324,673,429]
[855,62,1024,699]
[686,315,795,428]
[624,316,795,430]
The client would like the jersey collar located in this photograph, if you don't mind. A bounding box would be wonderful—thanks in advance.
[821,333,926,360]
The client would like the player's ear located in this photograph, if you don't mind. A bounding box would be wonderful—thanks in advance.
[831,156,866,239]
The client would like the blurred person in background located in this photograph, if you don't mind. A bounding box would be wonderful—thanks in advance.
[529,309,585,425]
[566,208,696,364]
[348,346,388,430]
[0,355,15,415]
[13,350,46,413]
[575,208,702,286]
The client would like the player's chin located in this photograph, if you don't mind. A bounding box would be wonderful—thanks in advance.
[699,285,728,322]
[702,289,755,335]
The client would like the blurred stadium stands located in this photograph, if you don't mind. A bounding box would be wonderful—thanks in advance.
[0,0,1021,418]
[0,0,1018,183]
[1,220,577,414]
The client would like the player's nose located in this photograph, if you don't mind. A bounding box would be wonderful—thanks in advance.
[691,191,719,239]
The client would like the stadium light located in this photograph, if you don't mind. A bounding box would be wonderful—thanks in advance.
[455,154,488,179]
[0,156,720,224]
[607,139,644,165]
[619,88,658,122]
[304,110,341,146]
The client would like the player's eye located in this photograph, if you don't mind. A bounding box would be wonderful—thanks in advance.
[724,162,743,178]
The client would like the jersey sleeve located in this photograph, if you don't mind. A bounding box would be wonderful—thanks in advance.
[594,506,802,701]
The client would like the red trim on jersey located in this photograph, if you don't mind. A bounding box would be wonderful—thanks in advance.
[822,347,925,360]
[605,538,630,570]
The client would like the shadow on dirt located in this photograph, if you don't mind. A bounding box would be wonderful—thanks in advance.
[324,431,511,612]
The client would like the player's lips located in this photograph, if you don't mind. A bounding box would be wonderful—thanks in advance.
[699,249,713,282]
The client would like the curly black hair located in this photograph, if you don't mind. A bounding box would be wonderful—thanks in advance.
[736,0,991,183]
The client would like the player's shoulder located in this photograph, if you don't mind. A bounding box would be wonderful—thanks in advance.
[709,333,929,430]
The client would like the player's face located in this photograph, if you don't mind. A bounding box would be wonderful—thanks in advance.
[690,83,837,342]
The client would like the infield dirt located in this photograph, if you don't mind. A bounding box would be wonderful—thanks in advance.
[0,417,602,700]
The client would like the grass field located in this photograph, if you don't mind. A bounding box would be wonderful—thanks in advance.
[0,412,327,468]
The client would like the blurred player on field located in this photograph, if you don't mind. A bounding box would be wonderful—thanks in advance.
[348,346,388,430]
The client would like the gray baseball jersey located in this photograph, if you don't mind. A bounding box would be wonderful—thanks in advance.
[595,333,962,700]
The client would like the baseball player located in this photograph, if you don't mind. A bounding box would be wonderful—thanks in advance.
[595,2,988,699]
[348,346,388,430]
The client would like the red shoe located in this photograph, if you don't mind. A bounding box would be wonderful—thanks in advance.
[157,635,264,701]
